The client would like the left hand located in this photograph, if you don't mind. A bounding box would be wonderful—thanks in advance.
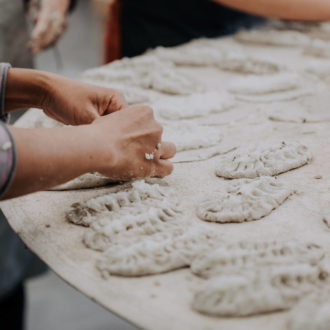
[28,0,70,54]
[42,74,128,125]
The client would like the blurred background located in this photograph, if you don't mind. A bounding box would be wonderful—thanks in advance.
[26,0,135,329]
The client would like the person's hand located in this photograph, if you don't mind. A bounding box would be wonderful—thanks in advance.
[28,0,70,54]
[87,105,176,180]
[42,75,128,125]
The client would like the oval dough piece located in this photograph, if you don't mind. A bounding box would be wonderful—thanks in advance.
[196,177,292,223]
[215,141,311,179]
[191,241,324,278]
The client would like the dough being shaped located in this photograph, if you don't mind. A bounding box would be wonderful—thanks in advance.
[96,225,219,277]
[268,94,330,123]
[191,241,324,278]
[66,180,179,227]
[153,46,281,75]
[154,91,235,120]
[196,177,292,223]
[192,264,329,317]
[228,73,301,95]
[14,108,63,129]
[287,293,330,330]
[51,173,112,191]
[215,141,312,179]
[163,121,222,152]
[235,28,312,47]
[83,199,183,251]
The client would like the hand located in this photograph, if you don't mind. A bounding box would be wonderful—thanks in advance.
[42,75,128,125]
[88,105,176,180]
[28,0,70,54]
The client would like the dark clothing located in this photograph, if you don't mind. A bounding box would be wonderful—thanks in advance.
[0,283,25,330]
[121,0,265,57]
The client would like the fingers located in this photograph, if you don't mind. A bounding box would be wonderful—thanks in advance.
[158,141,176,160]
[150,159,174,178]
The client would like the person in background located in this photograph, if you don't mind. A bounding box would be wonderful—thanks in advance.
[104,0,330,62]
[0,63,175,329]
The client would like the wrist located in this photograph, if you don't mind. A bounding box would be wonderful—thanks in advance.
[5,68,53,113]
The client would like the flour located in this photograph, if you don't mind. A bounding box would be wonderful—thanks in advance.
[192,264,329,317]
[215,141,311,179]
[191,241,324,279]
[163,121,222,152]
[196,177,292,223]
[304,39,330,58]
[228,73,301,95]
[305,59,330,81]
[154,91,235,120]
[235,29,312,48]
[96,225,219,277]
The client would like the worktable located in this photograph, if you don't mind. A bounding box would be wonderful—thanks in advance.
[2,36,330,330]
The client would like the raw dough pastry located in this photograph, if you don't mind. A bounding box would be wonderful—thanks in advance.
[163,121,222,152]
[192,264,329,317]
[305,59,330,81]
[154,46,281,75]
[191,241,324,278]
[235,28,312,48]
[96,225,219,277]
[304,39,330,58]
[83,199,183,252]
[51,173,112,191]
[228,73,301,95]
[66,180,179,227]
[287,293,330,330]
[82,54,202,95]
[196,177,292,223]
[154,91,235,120]
[215,141,312,179]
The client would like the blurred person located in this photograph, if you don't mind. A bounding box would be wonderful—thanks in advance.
[0,63,175,329]
[104,0,330,62]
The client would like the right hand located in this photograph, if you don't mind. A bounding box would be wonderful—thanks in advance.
[87,105,176,180]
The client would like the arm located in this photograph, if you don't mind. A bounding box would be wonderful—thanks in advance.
[213,0,330,21]
[4,106,175,200]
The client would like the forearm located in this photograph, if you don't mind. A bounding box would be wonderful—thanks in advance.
[2,125,96,199]
[213,0,330,21]
[4,68,53,113]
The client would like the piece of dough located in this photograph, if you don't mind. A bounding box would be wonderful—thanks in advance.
[66,180,179,227]
[228,73,301,95]
[82,54,202,95]
[153,46,281,75]
[192,264,329,317]
[268,94,330,123]
[51,173,113,191]
[215,141,312,179]
[163,121,222,152]
[191,241,324,278]
[287,293,330,330]
[96,225,219,277]
[83,199,183,252]
[235,28,312,47]
[196,177,292,223]
[154,91,235,120]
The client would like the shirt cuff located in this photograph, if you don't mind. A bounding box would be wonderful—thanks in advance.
[0,122,16,198]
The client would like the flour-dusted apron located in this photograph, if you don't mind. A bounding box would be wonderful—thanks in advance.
[0,0,46,301]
